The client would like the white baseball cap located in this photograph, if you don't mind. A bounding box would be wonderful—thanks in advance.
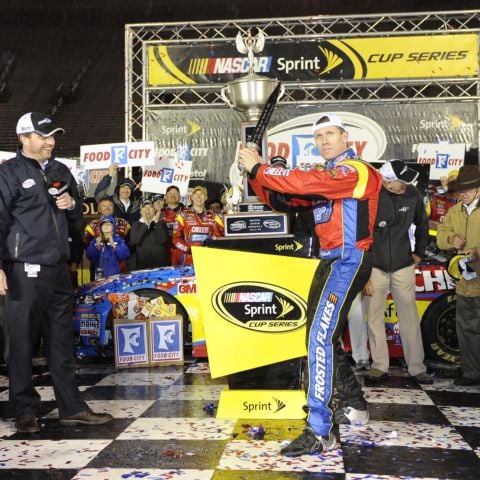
[312,113,346,135]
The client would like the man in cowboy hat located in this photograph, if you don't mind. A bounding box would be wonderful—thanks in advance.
[437,164,480,386]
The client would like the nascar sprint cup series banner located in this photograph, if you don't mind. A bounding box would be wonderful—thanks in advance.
[147,33,477,85]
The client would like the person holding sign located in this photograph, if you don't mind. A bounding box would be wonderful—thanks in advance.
[95,164,140,224]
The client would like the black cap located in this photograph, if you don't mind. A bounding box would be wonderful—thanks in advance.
[16,112,65,137]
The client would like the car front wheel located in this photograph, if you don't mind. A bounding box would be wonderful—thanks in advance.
[421,291,459,364]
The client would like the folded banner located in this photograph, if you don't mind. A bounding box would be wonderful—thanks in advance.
[192,246,318,378]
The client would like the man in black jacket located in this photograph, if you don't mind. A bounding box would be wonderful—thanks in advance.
[129,199,170,270]
[364,160,433,384]
[0,112,113,433]
[94,164,141,224]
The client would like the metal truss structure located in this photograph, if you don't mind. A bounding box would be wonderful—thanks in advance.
[125,10,480,142]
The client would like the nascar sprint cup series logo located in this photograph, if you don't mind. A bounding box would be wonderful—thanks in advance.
[212,282,307,332]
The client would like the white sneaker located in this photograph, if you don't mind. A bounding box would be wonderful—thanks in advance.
[335,406,369,426]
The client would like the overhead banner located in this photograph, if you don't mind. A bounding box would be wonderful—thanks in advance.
[80,141,155,169]
[192,247,318,378]
[147,102,478,184]
[148,33,478,85]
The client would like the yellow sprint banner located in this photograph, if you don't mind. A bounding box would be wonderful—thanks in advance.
[192,247,319,378]
[335,33,478,79]
[216,388,306,419]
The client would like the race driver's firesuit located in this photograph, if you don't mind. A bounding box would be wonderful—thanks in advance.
[248,148,382,438]
[171,208,224,265]
[161,204,183,265]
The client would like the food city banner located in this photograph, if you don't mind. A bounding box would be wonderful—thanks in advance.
[192,246,319,378]
[416,143,465,180]
[148,33,478,85]
[141,146,193,196]
[80,141,155,169]
[147,102,478,184]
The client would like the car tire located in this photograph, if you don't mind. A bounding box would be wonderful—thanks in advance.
[132,288,192,352]
[421,291,459,364]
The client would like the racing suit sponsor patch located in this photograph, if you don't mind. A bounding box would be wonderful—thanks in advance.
[313,200,333,224]
[264,167,290,176]
[314,292,338,402]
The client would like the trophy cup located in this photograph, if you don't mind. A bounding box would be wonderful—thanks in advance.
[221,29,288,237]
[221,30,283,123]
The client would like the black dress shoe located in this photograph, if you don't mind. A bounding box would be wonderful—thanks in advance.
[15,414,40,433]
[60,406,113,426]
[454,376,480,386]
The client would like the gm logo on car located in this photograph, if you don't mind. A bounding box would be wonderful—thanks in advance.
[263,219,281,229]
[212,282,307,333]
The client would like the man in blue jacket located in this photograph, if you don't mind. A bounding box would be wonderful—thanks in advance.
[0,112,113,433]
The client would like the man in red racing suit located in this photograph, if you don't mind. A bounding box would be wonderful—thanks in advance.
[171,185,223,265]
[239,113,382,457]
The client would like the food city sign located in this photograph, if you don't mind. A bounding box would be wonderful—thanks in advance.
[141,158,192,196]
[80,141,155,169]
[267,111,387,169]
[416,143,465,181]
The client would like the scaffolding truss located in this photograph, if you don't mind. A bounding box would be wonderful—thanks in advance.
[125,10,480,142]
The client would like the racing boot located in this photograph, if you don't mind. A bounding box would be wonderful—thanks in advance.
[280,427,337,457]
[335,406,369,425]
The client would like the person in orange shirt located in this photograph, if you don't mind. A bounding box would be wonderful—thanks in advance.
[171,185,223,265]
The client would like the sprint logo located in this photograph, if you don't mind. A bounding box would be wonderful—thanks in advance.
[161,120,201,136]
[419,114,473,131]
[318,46,343,74]
[187,120,201,136]
[272,396,287,413]
[242,397,287,414]
[276,296,294,318]
[274,240,304,253]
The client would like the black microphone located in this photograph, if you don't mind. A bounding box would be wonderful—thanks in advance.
[48,177,68,197]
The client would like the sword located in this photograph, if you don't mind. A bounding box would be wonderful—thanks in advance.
[245,81,282,151]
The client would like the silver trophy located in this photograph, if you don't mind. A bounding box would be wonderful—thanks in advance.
[221,29,284,122]
[223,29,284,214]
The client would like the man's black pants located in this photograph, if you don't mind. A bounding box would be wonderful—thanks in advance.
[5,261,86,418]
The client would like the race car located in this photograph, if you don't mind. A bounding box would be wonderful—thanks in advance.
[72,254,458,364]
[73,265,206,358]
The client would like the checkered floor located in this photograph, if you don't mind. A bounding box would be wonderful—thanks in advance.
[0,359,479,479]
